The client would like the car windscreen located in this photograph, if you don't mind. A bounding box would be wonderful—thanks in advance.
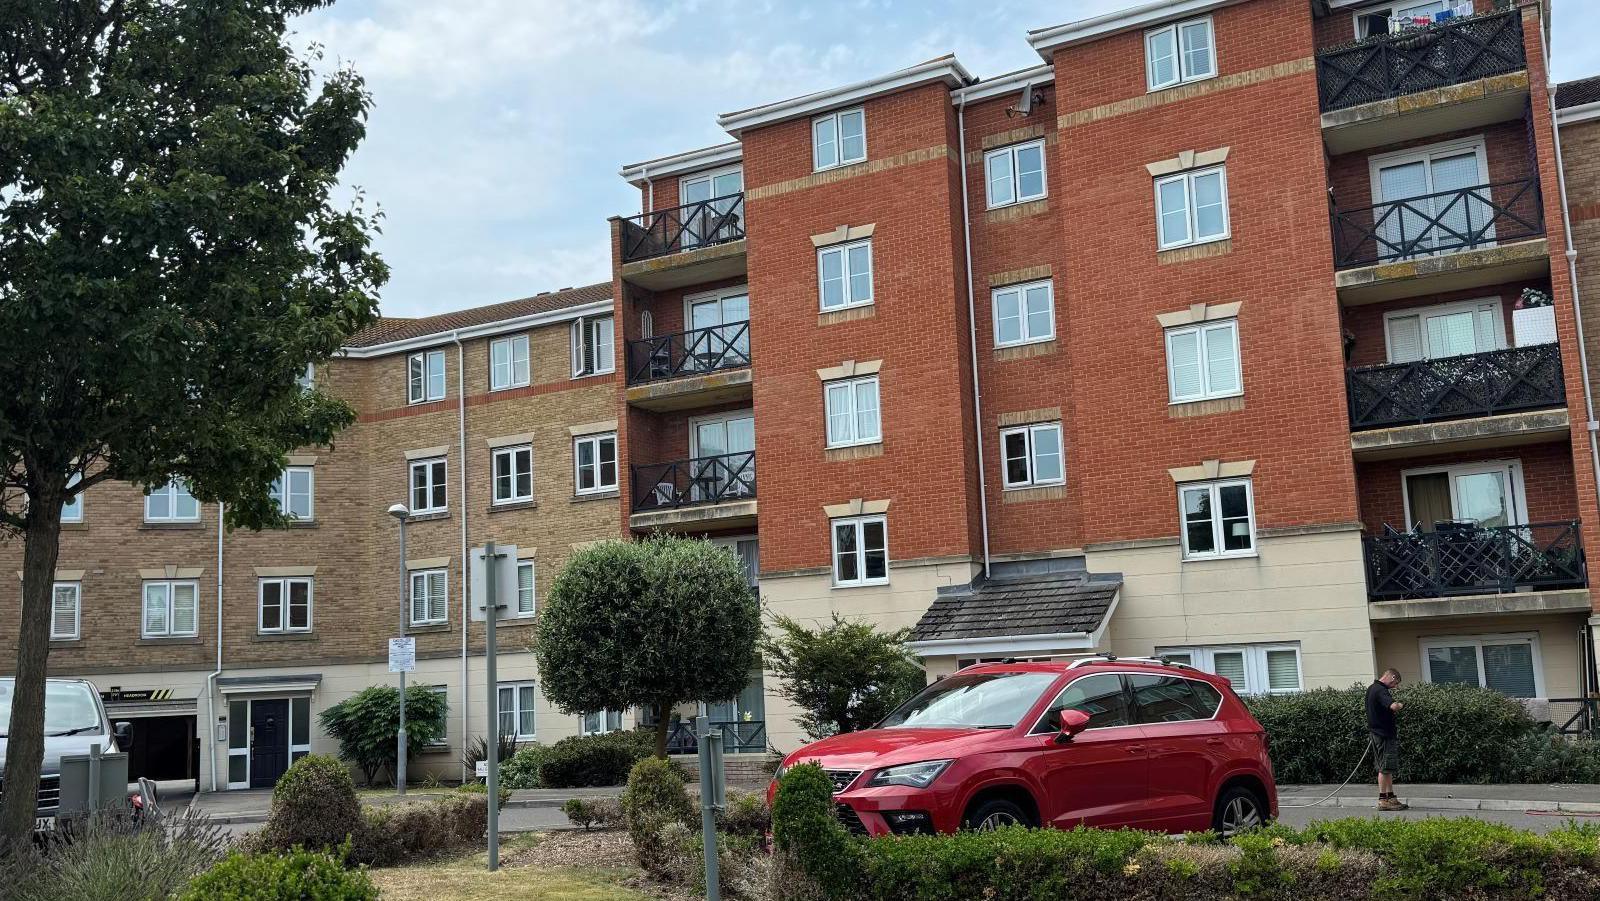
[878,671,1059,730]
[0,679,104,736]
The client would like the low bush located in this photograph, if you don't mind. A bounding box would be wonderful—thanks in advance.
[256,753,363,854]
[179,845,378,900]
[319,684,448,786]
[1504,728,1600,784]
[621,756,698,876]
[454,780,512,806]
[561,797,624,831]
[7,809,229,901]
[767,767,1600,901]
[717,790,770,838]
[499,743,551,789]
[539,729,655,788]
[352,793,486,867]
[460,733,521,780]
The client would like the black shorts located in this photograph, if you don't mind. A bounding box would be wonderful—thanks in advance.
[1369,734,1399,776]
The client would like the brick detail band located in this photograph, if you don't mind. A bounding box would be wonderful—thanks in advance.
[747,144,959,201]
[1059,57,1315,129]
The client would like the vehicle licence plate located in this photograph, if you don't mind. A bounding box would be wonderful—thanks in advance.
[34,816,55,832]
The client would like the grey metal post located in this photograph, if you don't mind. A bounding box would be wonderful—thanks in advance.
[396,513,408,796]
[696,715,721,901]
[484,540,501,872]
[88,743,101,810]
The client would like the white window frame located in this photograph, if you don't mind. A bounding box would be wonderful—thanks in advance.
[409,567,449,627]
[831,514,889,588]
[1419,632,1546,698]
[1399,459,1527,530]
[141,579,199,638]
[817,239,874,311]
[1158,644,1303,695]
[1351,1,1456,39]
[1382,296,1506,364]
[570,316,615,378]
[1367,136,1493,258]
[50,582,80,641]
[497,680,537,741]
[823,375,881,448]
[270,467,314,521]
[489,334,531,391]
[1155,164,1230,250]
[572,432,618,495]
[992,280,1055,348]
[515,560,536,618]
[409,457,448,514]
[297,363,316,393]
[580,709,624,736]
[426,685,450,747]
[1178,477,1257,560]
[999,422,1065,490]
[61,472,83,523]
[408,349,446,404]
[144,480,200,523]
[985,139,1048,209]
[1145,15,1216,91]
[258,576,313,634]
[812,107,866,171]
[491,445,533,505]
[1164,319,1242,404]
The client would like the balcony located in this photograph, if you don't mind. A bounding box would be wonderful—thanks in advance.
[617,194,747,291]
[665,719,767,755]
[624,322,753,411]
[1318,10,1528,153]
[1363,520,1585,602]
[629,451,756,531]
[1331,178,1547,303]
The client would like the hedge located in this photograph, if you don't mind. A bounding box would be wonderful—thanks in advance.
[769,764,1600,901]
[539,730,656,788]
[1242,682,1600,784]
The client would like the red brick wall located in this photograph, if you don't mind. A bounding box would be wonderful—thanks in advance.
[1341,277,1548,367]
[1356,441,1578,533]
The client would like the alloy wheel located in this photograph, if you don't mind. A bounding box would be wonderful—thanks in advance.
[1219,795,1262,837]
[977,810,1021,831]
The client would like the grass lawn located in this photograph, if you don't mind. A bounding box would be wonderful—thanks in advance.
[369,833,654,901]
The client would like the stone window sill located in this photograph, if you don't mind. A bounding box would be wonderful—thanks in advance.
[140,521,204,531]
[406,622,452,635]
[253,631,317,642]
[572,490,620,504]
[408,511,450,523]
[489,499,538,514]
[138,636,203,646]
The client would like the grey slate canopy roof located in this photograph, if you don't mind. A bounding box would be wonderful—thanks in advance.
[910,571,1120,643]
[1558,76,1600,110]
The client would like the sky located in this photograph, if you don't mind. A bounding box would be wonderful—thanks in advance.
[296,0,1600,320]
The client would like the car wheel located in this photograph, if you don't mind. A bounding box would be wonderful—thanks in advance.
[1213,785,1266,837]
[962,798,1031,831]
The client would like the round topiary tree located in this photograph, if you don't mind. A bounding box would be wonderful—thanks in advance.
[535,536,761,757]
[257,753,362,854]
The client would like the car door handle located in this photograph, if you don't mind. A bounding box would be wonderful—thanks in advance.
[1205,738,1225,746]
[1125,745,1146,754]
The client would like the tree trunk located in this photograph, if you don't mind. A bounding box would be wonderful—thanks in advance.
[653,703,670,759]
[0,476,65,844]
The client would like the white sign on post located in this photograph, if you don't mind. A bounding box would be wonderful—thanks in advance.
[470,544,520,622]
[387,637,416,673]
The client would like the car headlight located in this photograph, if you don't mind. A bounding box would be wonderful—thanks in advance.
[772,763,788,782]
[867,759,952,789]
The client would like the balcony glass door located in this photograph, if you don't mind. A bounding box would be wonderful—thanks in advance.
[687,291,750,371]
[1372,141,1491,260]
[1384,298,1505,363]
[1403,461,1526,530]
[680,167,743,249]
[691,413,754,502]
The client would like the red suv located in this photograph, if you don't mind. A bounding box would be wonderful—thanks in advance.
[769,657,1276,837]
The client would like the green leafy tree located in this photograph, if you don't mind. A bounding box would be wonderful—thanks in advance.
[535,536,761,758]
[761,614,926,740]
[0,0,385,840]
[318,685,448,786]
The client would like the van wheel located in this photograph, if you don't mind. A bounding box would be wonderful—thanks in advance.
[962,798,1031,831]
[1213,785,1266,837]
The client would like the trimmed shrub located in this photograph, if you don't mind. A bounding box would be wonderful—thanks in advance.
[179,846,378,900]
[562,797,623,831]
[769,764,861,900]
[352,793,486,867]
[1504,728,1600,784]
[622,756,698,875]
[318,684,448,786]
[257,753,363,854]
[539,729,655,788]
[717,790,770,838]
[500,743,551,789]
[8,809,229,901]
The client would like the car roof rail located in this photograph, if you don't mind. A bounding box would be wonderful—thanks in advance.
[1067,653,1196,671]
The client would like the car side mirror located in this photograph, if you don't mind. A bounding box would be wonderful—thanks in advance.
[1053,709,1091,744]
[114,721,132,745]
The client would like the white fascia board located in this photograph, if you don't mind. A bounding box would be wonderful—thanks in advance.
[1558,101,1600,127]
[907,630,1097,659]
[340,299,613,359]
[619,142,743,186]
[1027,0,1245,60]
[951,64,1056,105]
[717,57,974,135]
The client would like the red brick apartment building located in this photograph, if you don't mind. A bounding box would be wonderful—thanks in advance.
[8,0,1600,789]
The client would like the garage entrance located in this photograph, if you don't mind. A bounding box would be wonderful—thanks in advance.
[100,691,199,789]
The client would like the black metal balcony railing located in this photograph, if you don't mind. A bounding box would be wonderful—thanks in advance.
[619,193,745,264]
[1316,8,1525,113]
[1331,177,1544,269]
[665,719,767,754]
[1346,343,1564,431]
[626,321,751,385]
[1364,521,1585,601]
[631,451,755,513]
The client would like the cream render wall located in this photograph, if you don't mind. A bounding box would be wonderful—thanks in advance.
[1371,612,1590,700]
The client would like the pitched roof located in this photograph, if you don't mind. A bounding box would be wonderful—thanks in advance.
[345,282,612,349]
[1558,76,1600,110]
[910,572,1121,643]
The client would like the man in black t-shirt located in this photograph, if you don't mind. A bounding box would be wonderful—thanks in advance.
[1366,668,1407,811]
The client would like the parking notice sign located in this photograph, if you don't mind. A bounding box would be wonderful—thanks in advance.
[388,637,416,673]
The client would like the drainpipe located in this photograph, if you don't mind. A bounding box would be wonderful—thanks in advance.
[452,331,470,779]
[1542,31,1600,520]
[956,95,993,579]
[205,502,224,793]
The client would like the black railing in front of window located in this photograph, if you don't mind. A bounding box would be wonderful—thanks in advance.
[1330,177,1543,269]
[630,451,755,513]
[1364,520,1585,600]
[664,719,767,755]
[1346,343,1565,431]
[619,193,745,264]
[1316,8,1525,113]
[626,321,751,385]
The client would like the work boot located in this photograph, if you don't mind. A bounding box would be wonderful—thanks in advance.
[1377,797,1409,811]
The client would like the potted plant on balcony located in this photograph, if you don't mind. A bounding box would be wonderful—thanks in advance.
[1513,288,1556,347]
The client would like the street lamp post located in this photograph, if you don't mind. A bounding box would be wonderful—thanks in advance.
[387,503,410,797]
